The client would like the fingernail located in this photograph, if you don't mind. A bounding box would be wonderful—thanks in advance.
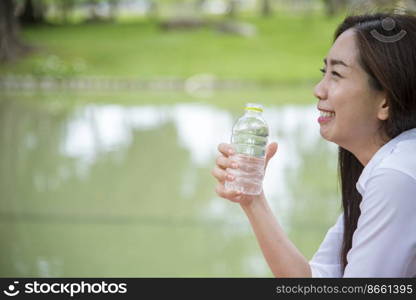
[232,163,238,169]
[227,174,234,180]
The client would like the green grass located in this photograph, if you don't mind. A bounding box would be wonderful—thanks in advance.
[2,14,344,82]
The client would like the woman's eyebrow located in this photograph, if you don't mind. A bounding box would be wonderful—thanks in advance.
[323,58,349,67]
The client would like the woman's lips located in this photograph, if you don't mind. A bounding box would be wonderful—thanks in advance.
[318,115,335,124]
[317,109,335,124]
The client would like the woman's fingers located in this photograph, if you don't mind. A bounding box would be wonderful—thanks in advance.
[215,184,242,202]
[218,142,277,170]
[213,142,276,205]
[212,143,239,184]
[216,155,239,170]
[218,143,235,158]
[211,166,235,183]
[265,142,278,169]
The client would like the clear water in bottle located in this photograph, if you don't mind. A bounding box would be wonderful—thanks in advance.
[225,103,269,195]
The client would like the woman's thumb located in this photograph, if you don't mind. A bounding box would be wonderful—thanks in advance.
[265,142,278,168]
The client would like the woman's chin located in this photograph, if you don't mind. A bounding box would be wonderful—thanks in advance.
[319,128,334,142]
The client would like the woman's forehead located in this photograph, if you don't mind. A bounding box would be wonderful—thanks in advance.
[327,29,359,67]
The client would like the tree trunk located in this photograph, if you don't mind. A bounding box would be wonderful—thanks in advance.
[261,0,272,17]
[227,0,238,18]
[108,0,120,20]
[88,0,100,21]
[18,0,46,26]
[0,0,32,62]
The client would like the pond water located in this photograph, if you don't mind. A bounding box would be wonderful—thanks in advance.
[0,94,341,277]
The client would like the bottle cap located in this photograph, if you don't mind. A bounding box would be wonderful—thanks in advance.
[245,103,263,112]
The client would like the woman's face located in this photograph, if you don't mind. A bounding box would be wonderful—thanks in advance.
[314,29,388,152]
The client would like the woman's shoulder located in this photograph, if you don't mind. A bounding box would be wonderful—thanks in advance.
[363,138,416,210]
[360,167,416,217]
[378,137,416,181]
[357,129,416,195]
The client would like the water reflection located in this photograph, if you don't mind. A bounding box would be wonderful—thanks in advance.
[0,97,339,277]
[62,104,232,167]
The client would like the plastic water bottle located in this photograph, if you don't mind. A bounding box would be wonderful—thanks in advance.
[225,103,269,195]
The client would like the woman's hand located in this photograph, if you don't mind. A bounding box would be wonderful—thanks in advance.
[211,142,278,206]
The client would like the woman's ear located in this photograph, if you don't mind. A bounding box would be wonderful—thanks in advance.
[377,98,389,121]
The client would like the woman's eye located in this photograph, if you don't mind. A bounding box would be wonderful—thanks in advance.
[320,67,342,79]
[331,71,341,77]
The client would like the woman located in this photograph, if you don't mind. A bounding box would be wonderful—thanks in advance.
[211,13,416,277]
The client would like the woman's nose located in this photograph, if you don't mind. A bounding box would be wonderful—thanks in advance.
[314,78,327,101]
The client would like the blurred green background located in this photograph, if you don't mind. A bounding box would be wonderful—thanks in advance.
[0,0,408,277]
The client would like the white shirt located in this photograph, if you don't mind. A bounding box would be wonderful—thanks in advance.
[310,128,416,277]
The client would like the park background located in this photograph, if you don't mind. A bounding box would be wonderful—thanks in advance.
[0,0,411,277]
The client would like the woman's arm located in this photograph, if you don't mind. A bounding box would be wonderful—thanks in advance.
[212,142,311,277]
[241,192,312,278]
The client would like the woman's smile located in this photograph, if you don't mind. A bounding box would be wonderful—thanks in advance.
[317,109,336,124]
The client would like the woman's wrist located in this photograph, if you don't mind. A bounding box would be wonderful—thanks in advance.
[240,190,268,212]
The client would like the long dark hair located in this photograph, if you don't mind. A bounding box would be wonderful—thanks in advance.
[334,13,416,272]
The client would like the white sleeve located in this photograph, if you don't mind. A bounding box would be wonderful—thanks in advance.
[309,213,344,277]
[344,168,416,277]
